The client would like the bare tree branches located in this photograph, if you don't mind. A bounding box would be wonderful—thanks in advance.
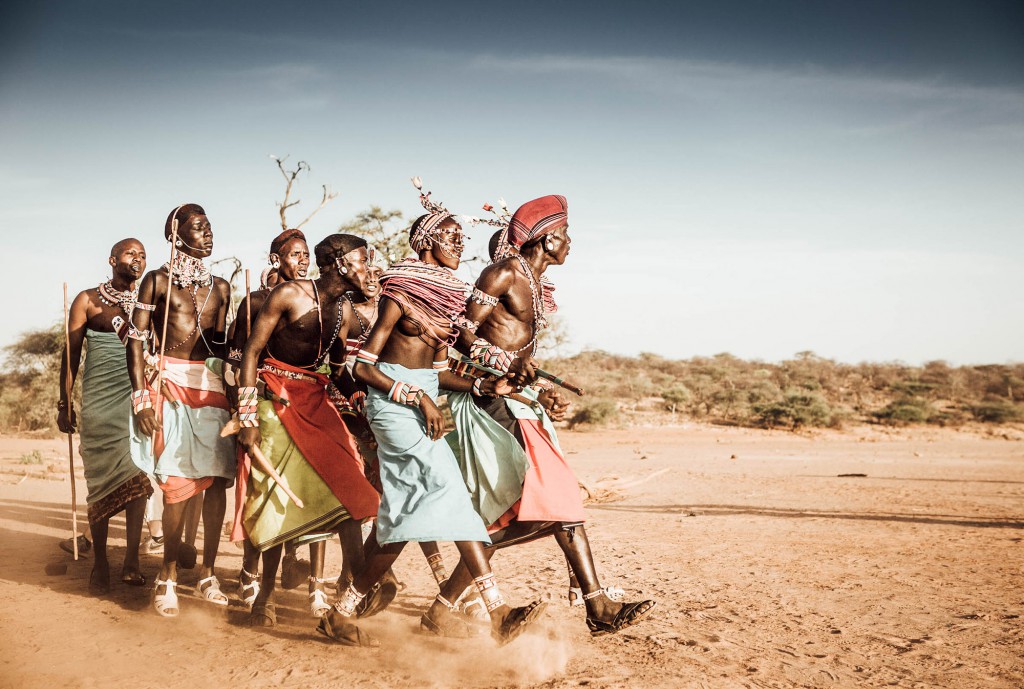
[271,154,339,232]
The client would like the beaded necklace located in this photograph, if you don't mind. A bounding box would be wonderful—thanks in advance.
[164,252,212,289]
[512,254,546,356]
[97,280,138,316]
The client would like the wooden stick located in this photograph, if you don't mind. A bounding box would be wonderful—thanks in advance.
[152,222,180,425]
[458,358,585,397]
[244,269,252,337]
[62,283,79,561]
[249,444,304,508]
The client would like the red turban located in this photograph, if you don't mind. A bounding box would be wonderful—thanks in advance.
[507,195,567,249]
[270,229,306,256]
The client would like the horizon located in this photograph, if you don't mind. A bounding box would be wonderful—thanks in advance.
[2,1,1022,366]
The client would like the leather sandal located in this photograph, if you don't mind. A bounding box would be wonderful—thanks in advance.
[309,577,332,618]
[316,610,380,647]
[585,600,656,637]
[153,579,179,617]
[493,600,547,646]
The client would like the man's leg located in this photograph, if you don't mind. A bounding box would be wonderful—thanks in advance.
[250,543,283,627]
[419,541,449,589]
[239,539,261,607]
[121,495,146,585]
[89,518,110,594]
[554,524,655,631]
[195,478,228,604]
[178,491,203,568]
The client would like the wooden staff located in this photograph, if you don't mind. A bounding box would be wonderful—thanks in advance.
[152,219,180,424]
[244,269,252,337]
[62,283,79,560]
[249,444,304,508]
[459,358,585,397]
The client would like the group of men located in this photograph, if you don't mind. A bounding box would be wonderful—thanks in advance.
[58,188,655,648]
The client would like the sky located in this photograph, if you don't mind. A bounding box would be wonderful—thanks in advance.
[1,0,1022,365]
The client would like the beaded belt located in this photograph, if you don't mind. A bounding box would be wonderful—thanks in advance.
[260,364,323,386]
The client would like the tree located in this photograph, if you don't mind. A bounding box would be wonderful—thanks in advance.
[271,155,339,232]
[337,206,412,263]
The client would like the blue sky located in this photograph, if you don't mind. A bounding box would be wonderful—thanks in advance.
[2,1,1022,364]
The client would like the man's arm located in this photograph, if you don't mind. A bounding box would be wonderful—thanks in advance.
[127,271,159,437]
[454,263,513,355]
[236,285,290,452]
[209,278,231,360]
[56,291,90,433]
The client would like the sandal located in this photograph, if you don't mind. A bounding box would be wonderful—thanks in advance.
[238,569,260,608]
[60,535,92,557]
[585,599,656,637]
[458,594,490,622]
[249,600,277,627]
[280,554,308,590]
[569,585,625,607]
[316,610,380,647]
[195,575,229,606]
[309,577,332,618]
[153,578,179,617]
[420,595,484,638]
[177,543,198,570]
[121,569,147,587]
[355,571,398,619]
[493,600,547,647]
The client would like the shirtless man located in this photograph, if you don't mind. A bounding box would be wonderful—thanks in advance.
[58,239,154,594]
[236,234,381,629]
[127,203,235,617]
[449,195,655,636]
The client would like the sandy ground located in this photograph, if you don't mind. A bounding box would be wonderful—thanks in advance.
[0,424,1021,689]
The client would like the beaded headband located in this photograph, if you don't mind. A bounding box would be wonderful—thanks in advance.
[410,176,455,253]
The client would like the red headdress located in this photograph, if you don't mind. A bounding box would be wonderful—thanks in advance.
[507,195,567,249]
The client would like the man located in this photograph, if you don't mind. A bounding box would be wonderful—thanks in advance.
[57,238,154,594]
[448,195,655,636]
[236,233,382,628]
[226,228,312,610]
[343,202,544,647]
[127,203,235,617]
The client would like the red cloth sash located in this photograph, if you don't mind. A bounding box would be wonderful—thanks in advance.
[159,476,214,505]
[513,419,587,523]
[150,356,230,461]
[259,358,379,520]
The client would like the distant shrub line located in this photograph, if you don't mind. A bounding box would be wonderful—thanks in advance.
[544,351,1024,431]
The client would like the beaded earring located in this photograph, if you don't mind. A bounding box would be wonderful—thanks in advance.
[175,239,183,248]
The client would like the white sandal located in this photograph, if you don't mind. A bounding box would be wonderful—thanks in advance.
[238,569,260,608]
[309,577,332,618]
[569,585,625,607]
[154,578,179,617]
[195,575,229,606]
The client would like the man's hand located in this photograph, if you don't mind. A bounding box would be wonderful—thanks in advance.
[134,407,160,437]
[507,356,538,388]
[419,396,446,441]
[481,377,515,397]
[56,408,77,434]
[239,426,262,455]
[538,388,570,422]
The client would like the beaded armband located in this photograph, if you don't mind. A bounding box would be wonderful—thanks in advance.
[131,390,153,414]
[237,386,259,428]
[471,287,499,307]
[227,347,243,364]
[134,302,156,312]
[127,325,150,342]
[389,381,425,406]
[355,349,379,366]
[432,359,449,372]
[470,338,515,374]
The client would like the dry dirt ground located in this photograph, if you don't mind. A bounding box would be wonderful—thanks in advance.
[0,425,1021,689]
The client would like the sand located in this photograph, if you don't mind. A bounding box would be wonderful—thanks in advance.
[0,424,1021,689]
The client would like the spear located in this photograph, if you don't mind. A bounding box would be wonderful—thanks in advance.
[459,358,585,396]
[62,283,79,561]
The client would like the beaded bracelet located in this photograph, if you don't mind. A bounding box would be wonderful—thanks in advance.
[432,359,449,372]
[471,378,488,397]
[470,338,515,374]
[131,389,152,414]
[236,386,259,427]
[389,381,424,406]
[355,349,379,366]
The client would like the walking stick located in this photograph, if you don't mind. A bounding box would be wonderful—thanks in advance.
[244,269,252,337]
[152,215,181,426]
[62,283,79,561]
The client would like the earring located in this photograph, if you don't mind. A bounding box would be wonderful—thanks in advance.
[175,239,183,248]
[545,240,554,250]
[272,260,280,269]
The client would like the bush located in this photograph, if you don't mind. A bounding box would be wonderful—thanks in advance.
[873,398,933,425]
[661,385,690,413]
[568,399,619,429]
[753,389,834,429]
[971,401,1023,423]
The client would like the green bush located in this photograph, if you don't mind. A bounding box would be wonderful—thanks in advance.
[661,385,690,413]
[971,401,1023,423]
[753,389,834,429]
[568,399,619,429]
[873,397,934,425]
